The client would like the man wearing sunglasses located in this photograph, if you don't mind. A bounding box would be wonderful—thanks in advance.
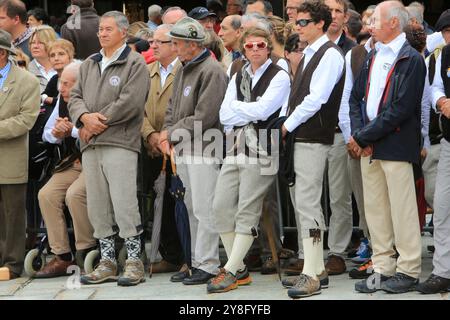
[279,0,345,298]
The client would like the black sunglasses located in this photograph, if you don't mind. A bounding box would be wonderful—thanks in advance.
[296,18,314,27]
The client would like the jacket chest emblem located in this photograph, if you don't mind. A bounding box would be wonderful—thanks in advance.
[109,76,121,87]
[447,67,450,78]
[183,86,192,97]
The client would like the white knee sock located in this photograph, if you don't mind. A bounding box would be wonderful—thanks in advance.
[302,237,319,279]
[224,233,254,275]
[220,232,235,259]
[315,231,325,275]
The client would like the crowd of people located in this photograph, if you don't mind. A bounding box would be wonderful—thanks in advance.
[0,0,449,299]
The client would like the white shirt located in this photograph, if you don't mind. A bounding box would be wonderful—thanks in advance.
[366,33,406,121]
[159,58,178,88]
[100,44,127,74]
[281,34,345,132]
[226,56,289,79]
[339,38,374,143]
[220,58,291,132]
[42,97,79,144]
[426,32,445,54]
[431,52,446,108]
[35,60,57,82]
[421,57,432,149]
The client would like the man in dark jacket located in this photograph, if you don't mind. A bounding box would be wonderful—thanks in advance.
[61,0,101,60]
[349,1,426,294]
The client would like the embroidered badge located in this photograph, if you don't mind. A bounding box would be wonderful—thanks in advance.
[184,86,192,97]
[109,76,120,86]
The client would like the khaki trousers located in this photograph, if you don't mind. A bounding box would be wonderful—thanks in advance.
[38,162,95,255]
[290,143,329,239]
[0,184,27,276]
[360,157,422,278]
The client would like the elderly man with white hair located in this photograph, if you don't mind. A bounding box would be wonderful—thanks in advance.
[147,4,162,31]
[349,1,426,294]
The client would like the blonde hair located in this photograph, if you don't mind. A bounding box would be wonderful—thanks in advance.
[267,15,285,46]
[240,27,273,56]
[128,21,148,37]
[13,47,30,69]
[29,25,58,53]
[48,39,75,61]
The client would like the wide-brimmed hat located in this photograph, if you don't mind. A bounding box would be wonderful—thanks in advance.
[168,17,206,42]
[0,30,16,55]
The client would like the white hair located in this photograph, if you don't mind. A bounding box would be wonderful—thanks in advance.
[101,11,129,32]
[148,4,162,18]
[406,6,423,24]
[386,3,409,31]
[156,23,174,32]
[241,13,272,33]
[62,60,82,79]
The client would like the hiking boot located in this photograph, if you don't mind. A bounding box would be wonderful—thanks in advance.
[349,259,374,279]
[282,270,328,289]
[355,273,391,293]
[244,254,262,272]
[287,274,321,299]
[80,259,118,284]
[261,257,277,275]
[207,268,238,294]
[416,274,450,294]
[284,258,304,276]
[118,259,145,286]
[325,255,346,275]
[236,266,252,286]
[381,272,418,293]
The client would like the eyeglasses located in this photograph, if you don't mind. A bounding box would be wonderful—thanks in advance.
[244,41,268,50]
[17,60,27,67]
[152,40,172,45]
[296,19,314,27]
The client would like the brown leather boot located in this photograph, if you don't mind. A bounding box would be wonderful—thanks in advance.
[325,255,346,275]
[34,256,76,278]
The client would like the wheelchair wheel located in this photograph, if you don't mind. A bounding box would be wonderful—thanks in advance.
[24,249,46,277]
[83,249,100,274]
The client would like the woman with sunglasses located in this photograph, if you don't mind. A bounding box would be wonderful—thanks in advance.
[207,27,291,294]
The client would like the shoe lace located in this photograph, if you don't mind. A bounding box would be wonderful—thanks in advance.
[294,274,309,288]
[211,270,228,285]
[96,260,114,272]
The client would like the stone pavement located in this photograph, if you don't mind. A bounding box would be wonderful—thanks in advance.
[0,234,447,300]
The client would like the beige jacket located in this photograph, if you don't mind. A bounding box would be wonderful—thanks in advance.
[141,59,181,153]
[0,64,40,184]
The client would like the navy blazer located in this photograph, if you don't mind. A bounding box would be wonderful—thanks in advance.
[349,41,426,164]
